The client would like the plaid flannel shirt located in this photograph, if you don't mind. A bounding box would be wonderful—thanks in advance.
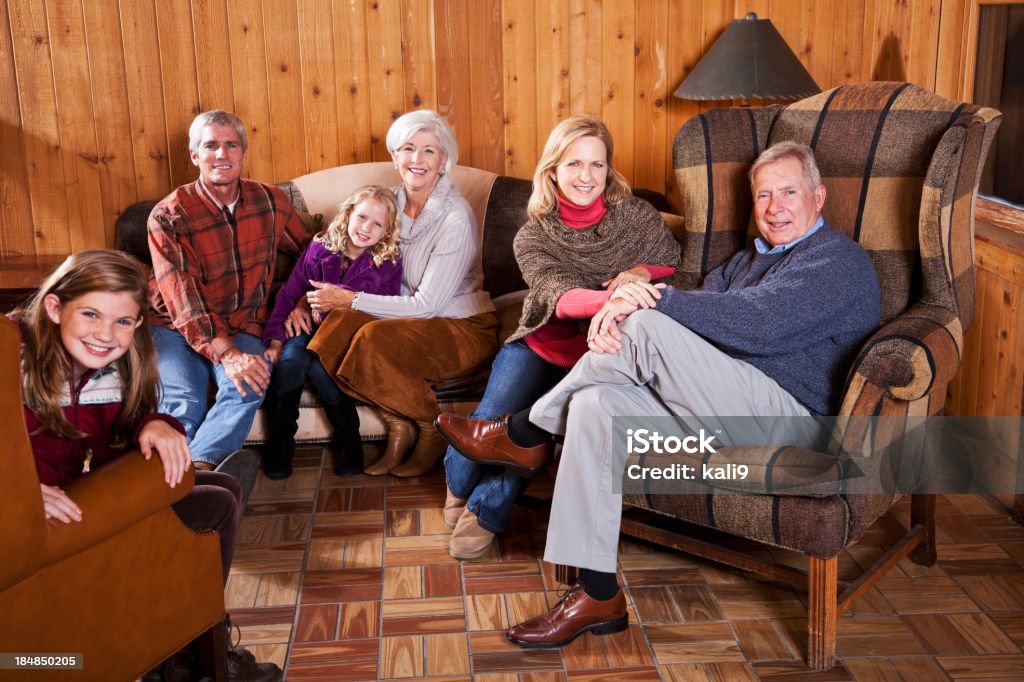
[148,178,308,362]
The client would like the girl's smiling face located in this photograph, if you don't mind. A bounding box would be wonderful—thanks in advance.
[346,198,391,256]
[44,291,142,375]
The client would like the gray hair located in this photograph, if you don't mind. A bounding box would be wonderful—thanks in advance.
[386,110,459,174]
[188,110,248,154]
[749,140,821,190]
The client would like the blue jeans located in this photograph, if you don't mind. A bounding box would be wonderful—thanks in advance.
[270,332,343,404]
[152,326,270,467]
[443,340,567,534]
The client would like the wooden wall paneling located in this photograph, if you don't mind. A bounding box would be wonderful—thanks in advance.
[866,0,913,82]
[226,0,274,183]
[908,0,943,91]
[500,0,538,179]
[296,0,340,172]
[972,262,1004,414]
[831,0,866,87]
[465,0,504,174]
[191,0,236,112]
[432,0,471,162]
[365,0,405,162]
[994,274,1022,416]
[533,0,569,157]
[400,0,438,115]
[935,0,968,99]
[633,0,669,194]
[46,0,105,252]
[0,0,35,258]
[155,0,201,190]
[332,0,372,165]
[801,0,837,90]
[600,0,636,184]
[568,0,603,118]
[263,0,306,182]
[119,0,172,204]
[82,1,138,247]
[9,0,72,255]
[663,0,703,205]
[698,2,733,116]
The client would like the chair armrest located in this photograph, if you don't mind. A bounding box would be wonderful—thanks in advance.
[43,453,195,566]
[843,303,963,407]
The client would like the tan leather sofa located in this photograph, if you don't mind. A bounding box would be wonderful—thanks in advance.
[0,318,228,681]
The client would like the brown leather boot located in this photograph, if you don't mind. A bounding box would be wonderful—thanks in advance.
[390,420,447,477]
[364,410,417,476]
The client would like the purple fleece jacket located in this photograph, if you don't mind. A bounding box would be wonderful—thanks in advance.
[263,240,402,344]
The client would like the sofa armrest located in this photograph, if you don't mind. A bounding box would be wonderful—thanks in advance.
[841,303,963,410]
[43,454,194,566]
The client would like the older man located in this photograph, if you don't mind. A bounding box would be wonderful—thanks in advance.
[437,141,881,647]
[148,110,307,491]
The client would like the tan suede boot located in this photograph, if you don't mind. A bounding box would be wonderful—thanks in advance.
[390,420,447,477]
[364,410,417,476]
[449,508,495,560]
[443,486,467,529]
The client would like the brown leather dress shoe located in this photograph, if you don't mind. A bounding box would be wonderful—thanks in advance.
[506,584,628,648]
[435,414,551,477]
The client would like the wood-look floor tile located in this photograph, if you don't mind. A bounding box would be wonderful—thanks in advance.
[419,507,451,535]
[301,568,382,603]
[245,496,315,516]
[314,509,384,530]
[835,616,911,637]
[238,514,279,544]
[466,593,509,631]
[506,591,553,631]
[382,612,468,637]
[289,638,378,663]
[646,623,743,664]
[464,573,546,595]
[568,668,662,681]
[902,614,974,655]
[342,537,383,569]
[561,625,608,670]
[379,635,424,678]
[751,661,853,680]
[255,571,300,607]
[971,515,1024,542]
[841,657,899,681]
[473,675,518,682]
[937,654,1024,678]
[383,595,463,617]
[617,550,699,571]
[471,649,563,673]
[659,663,709,682]
[990,612,1024,648]
[469,631,518,655]
[285,659,378,681]
[521,673,566,682]
[231,543,306,574]
[937,514,994,544]
[339,601,380,639]
[385,534,459,566]
[997,575,1024,603]
[888,656,950,681]
[620,567,705,587]
[836,633,927,657]
[631,585,724,623]
[294,603,338,642]
[842,587,893,616]
[425,632,471,675]
[306,537,346,570]
[733,619,797,661]
[383,566,422,600]
[230,607,295,645]
[718,598,806,620]
[883,591,980,614]
[225,573,261,610]
[947,612,1020,654]
[603,624,655,667]
[424,563,461,597]
[705,662,759,682]
[938,542,1010,561]
[386,509,421,537]
[938,558,1023,576]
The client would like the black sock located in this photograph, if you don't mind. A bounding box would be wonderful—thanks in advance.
[506,409,551,448]
[578,568,620,601]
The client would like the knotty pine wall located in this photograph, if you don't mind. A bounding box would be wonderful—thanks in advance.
[1,0,972,257]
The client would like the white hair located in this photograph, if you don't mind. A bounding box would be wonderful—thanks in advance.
[385,110,459,173]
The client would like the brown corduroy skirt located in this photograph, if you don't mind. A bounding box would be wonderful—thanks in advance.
[307,308,499,422]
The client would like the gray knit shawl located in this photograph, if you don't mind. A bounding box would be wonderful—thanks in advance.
[507,196,681,343]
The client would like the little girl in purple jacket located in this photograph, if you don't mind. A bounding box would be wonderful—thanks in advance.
[262,185,402,479]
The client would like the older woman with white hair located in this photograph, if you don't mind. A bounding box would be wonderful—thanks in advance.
[307,110,497,477]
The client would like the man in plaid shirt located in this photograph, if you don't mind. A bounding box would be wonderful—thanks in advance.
[148,110,308,489]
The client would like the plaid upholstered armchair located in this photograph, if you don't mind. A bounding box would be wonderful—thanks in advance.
[620,82,1001,670]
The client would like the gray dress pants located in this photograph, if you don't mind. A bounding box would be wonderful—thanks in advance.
[529,310,815,574]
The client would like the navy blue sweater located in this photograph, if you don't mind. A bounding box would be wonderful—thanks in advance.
[655,225,880,415]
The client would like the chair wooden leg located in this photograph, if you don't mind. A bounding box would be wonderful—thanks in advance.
[196,618,228,682]
[909,492,937,566]
[555,564,579,586]
[807,556,838,671]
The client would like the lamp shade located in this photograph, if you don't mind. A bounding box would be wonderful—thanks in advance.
[674,13,821,101]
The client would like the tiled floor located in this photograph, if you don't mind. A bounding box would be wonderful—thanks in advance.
[227,445,1024,681]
